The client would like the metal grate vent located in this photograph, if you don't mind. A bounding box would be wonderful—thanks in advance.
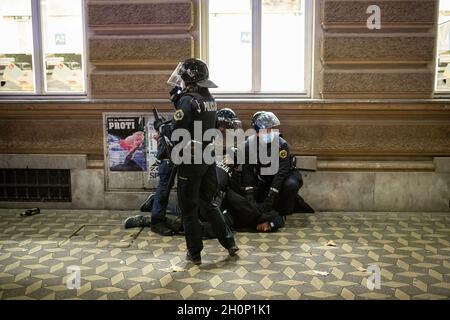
[0,169,71,202]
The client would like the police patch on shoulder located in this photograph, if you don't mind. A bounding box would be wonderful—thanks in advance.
[174,109,184,121]
[279,149,288,159]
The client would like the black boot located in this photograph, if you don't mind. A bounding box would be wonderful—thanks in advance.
[165,213,183,234]
[186,252,202,265]
[228,246,239,257]
[151,221,175,236]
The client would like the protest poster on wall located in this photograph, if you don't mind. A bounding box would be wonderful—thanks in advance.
[106,117,147,172]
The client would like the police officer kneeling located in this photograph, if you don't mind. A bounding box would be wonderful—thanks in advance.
[243,111,303,217]
[168,59,239,265]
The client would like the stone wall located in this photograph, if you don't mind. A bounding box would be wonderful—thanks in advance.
[84,0,439,99]
[319,0,437,98]
[0,0,449,212]
[1,101,449,157]
[87,0,194,98]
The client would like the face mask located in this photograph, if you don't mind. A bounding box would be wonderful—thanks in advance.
[261,132,275,143]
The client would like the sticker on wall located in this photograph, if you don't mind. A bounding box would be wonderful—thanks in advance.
[106,116,147,172]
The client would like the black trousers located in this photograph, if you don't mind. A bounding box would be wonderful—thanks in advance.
[255,170,303,216]
[177,163,235,256]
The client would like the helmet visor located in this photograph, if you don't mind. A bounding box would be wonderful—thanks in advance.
[230,119,242,130]
[254,112,280,130]
[167,62,184,87]
[218,118,242,130]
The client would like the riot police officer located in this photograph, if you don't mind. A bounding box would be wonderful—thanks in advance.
[216,108,242,133]
[214,108,285,233]
[169,58,238,265]
[243,111,303,217]
[214,108,244,191]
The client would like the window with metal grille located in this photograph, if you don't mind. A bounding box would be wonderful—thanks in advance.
[0,169,71,202]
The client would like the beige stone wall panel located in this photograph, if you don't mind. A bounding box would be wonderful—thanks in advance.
[87,1,194,33]
[322,35,435,65]
[89,35,193,69]
[321,71,434,98]
[322,0,437,31]
[90,71,172,98]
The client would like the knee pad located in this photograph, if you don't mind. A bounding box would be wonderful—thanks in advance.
[284,177,301,192]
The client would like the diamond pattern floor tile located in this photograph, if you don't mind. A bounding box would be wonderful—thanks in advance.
[0,209,449,300]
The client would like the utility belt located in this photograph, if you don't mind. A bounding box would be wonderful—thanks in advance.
[256,167,297,182]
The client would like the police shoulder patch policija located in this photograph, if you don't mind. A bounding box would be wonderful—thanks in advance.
[279,149,288,159]
[174,109,184,121]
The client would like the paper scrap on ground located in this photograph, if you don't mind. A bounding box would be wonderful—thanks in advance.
[357,266,367,272]
[313,270,329,276]
[162,265,186,273]
[326,240,337,247]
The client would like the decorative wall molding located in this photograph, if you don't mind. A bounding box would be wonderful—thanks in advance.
[1,101,448,157]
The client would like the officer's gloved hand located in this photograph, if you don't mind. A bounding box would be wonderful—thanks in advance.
[260,188,278,213]
[169,86,183,106]
[212,190,226,207]
[245,187,256,204]
[153,118,164,131]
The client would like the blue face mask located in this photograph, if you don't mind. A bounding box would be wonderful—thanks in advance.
[261,132,275,143]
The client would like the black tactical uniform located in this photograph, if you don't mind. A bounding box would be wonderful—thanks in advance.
[214,107,244,195]
[170,59,237,264]
[242,112,303,216]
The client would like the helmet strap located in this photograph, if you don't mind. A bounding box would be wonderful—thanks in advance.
[185,85,198,92]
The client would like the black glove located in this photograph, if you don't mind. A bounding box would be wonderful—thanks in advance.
[245,187,255,204]
[260,189,278,213]
[153,119,164,132]
[169,86,183,106]
[212,190,226,207]
[153,115,168,132]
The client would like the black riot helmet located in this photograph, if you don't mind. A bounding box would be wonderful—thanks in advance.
[179,58,218,88]
[251,111,265,128]
[216,108,242,130]
[252,111,280,132]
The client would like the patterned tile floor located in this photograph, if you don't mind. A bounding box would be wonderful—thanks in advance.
[0,209,449,300]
